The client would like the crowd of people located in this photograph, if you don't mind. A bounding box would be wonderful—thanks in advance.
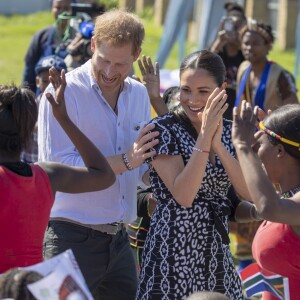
[1,1,300,300]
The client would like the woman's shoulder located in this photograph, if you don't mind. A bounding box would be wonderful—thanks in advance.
[149,112,176,126]
[238,60,251,72]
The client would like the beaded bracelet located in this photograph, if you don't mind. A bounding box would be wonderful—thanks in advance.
[122,153,133,171]
[192,146,210,154]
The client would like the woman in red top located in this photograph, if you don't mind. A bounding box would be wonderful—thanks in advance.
[232,101,300,300]
[0,68,117,273]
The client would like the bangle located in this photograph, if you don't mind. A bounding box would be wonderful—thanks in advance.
[250,204,263,221]
[122,153,133,171]
[192,146,210,154]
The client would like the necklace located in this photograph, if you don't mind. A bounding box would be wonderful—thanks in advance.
[113,84,123,114]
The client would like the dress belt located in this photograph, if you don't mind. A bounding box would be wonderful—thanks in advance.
[50,217,124,235]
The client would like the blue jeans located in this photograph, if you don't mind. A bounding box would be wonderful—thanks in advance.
[43,220,138,300]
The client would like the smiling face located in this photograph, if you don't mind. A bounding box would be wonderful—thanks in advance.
[91,39,140,94]
[241,31,271,64]
[180,68,224,130]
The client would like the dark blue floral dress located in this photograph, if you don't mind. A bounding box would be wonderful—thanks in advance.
[136,113,244,300]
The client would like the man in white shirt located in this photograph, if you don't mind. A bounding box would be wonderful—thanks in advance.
[38,9,158,300]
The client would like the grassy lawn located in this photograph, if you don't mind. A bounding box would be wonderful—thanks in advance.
[0,12,53,85]
[0,10,299,97]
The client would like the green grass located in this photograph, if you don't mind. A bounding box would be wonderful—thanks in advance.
[269,44,298,78]
[0,10,299,97]
[0,12,53,85]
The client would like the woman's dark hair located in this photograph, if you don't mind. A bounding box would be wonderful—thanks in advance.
[0,268,43,300]
[179,50,226,86]
[263,104,300,160]
[0,85,37,156]
[162,86,180,112]
[224,1,245,17]
[175,50,226,138]
[162,86,180,105]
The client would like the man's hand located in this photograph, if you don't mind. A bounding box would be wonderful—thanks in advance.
[126,123,159,169]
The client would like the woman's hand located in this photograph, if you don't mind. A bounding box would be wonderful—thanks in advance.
[45,67,68,123]
[255,107,272,128]
[211,118,223,152]
[135,55,161,101]
[199,88,228,141]
[232,100,258,148]
[250,107,271,153]
[133,55,168,116]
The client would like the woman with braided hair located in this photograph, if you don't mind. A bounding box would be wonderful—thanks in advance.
[236,19,298,112]
[0,68,115,273]
[232,101,300,300]
[136,50,252,300]
[232,19,299,272]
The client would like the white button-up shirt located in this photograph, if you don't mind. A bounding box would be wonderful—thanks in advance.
[38,60,151,224]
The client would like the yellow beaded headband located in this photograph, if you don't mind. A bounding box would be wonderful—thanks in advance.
[259,121,300,150]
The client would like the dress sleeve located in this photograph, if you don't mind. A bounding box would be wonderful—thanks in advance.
[147,116,180,162]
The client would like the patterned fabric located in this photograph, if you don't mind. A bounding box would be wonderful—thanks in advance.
[136,113,244,300]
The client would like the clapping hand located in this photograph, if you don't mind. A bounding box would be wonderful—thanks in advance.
[212,118,224,151]
[46,67,68,123]
[200,88,228,140]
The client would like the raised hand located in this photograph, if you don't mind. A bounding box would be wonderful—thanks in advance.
[45,67,68,123]
[126,123,159,169]
[256,107,272,128]
[232,100,258,148]
[137,55,161,101]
